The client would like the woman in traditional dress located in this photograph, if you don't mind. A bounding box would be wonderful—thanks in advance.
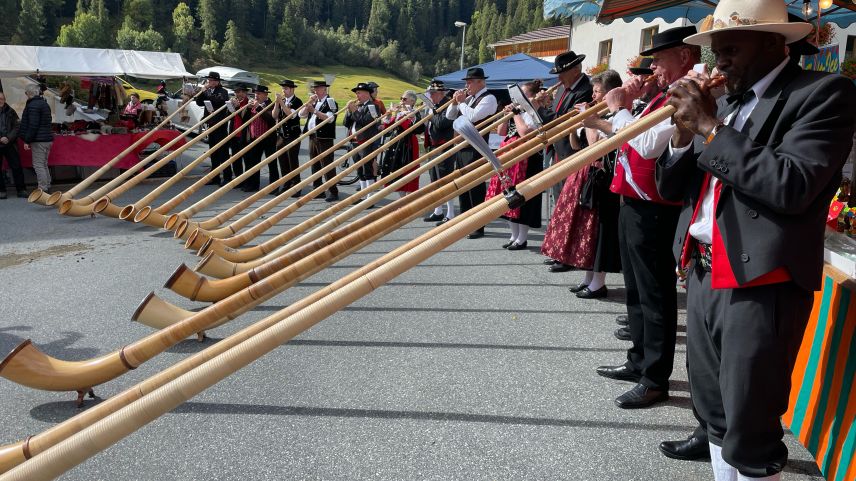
[484,79,545,250]
[540,70,623,298]
[379,90,422,197]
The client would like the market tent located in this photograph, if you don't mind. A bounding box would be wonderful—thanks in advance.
[435,53,559,90]
[195,66,260,86]
[0,45,192,79]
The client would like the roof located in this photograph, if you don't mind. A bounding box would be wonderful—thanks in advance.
[434,53,559,90]
[489,25,570,48]
[0,45,192,79]
[195,66,260,85]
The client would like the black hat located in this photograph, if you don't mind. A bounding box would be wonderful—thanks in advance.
[309,80,329,88]
[278,79,297,88]
[254,85,269,93]
[233,84,249,92]
[351,82,373,93]
[549,51,586,74]
[366,81,379,91]
[427,80,449,92]
[639,26,697,56]
[462,67,489,80]
[629,57,654,76]
[205,71,221,81]
[787,13,820,56]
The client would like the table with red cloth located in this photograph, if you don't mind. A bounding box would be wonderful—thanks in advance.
[5,130,185,171]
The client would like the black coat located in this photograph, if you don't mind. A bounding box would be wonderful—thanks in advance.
[656,63,856,291]
[0,104,20,143]
[196,86,230,123]
[19,96,53,143]
[425,95,454,146]
[343,101,381,143]
[540,75,593,162]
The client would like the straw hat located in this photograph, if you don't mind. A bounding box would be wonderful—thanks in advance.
[684,0,813,46]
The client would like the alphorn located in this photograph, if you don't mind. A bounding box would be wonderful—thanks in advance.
[0,102,592,399]
[115,102,279,221]
[131,107,312,229]
[196,109,510,265]
[28,90,204,206]
[185,101,454,247]
[180,105,432,252]
[0,102,676,481]
[57,104,229,217]
[163,107,595,302]
[0,102,595,476]
[90,103,254,219]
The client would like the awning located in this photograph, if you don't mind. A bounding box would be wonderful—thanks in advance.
[0,45,193,79]
[434,53,559,90]
[597,0,856,28]
[545,0,602,19]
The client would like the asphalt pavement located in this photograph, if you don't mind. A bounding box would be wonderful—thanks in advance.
[0,138,825,481]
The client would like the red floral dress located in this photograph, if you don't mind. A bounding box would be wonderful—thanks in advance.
[540,161,598,268]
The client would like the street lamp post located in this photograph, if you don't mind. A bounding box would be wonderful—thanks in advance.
[455,21,467,70]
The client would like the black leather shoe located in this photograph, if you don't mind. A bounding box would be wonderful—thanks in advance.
[595,364,641,383]
[568,282,588,293]
[206,178,221,186]
[506,241,527,251]
[614,326,631,341]
[467,230,484,239]
[576,285,607,299]
[435,217,450,226]
[543,258,559,265]
[291,190,302,198]
[424,213,445,222]
[325,194,339,202]
[17,191,28,198]
[502,240,515,249]
[548,263,572,273]
[0,191,6,200]
[615,383,668,409]
[659,434,710,461]
[616,314,629,326]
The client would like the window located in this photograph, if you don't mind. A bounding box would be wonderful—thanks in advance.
[598,39,613,65]
[846,35,856,60]
[640,26,659,53]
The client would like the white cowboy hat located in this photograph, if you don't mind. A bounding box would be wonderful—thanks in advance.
[684,0,813,46]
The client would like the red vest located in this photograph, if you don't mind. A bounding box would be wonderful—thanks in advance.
[610,93,680,206]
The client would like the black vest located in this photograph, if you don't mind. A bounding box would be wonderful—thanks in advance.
[304,96,338,139]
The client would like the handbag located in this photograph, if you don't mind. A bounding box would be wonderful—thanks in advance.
[579,164,609,209]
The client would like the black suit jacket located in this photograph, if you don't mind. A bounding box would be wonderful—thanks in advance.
[540,75,593,162]
[656,62,856,291]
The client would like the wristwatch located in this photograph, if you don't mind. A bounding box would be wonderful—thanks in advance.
[704,122,726,145]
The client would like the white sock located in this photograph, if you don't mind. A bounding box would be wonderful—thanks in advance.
[359,180,367,190]
[709,443,738,481]
[433,206,444,216]
[506,220,520,242]
[365,179,375,197]
[446,201,456,219]
[582,271,594,285]
[587,271,606,291]
[515,225,529,244]
[397,191,407,199]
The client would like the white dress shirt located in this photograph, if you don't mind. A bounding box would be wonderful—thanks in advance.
[610,95,675,159]
[299,96,332,130]
[446,87,498,124]
[672,57,790,244]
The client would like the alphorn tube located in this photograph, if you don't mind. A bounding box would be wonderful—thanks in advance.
[176,111,390,243]
[0,103,585,476]
[116,102,279,221]
[198,110,511,263]
[166,108,597,301]
[57,104,229,217]
[28,91,204,206]
[0,101,588,398]
[132,107,308,229]
[0,104,675,481]
[183,106,431,252]
[91,104,253,219]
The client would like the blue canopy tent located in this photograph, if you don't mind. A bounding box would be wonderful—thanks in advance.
[434,52,560,91]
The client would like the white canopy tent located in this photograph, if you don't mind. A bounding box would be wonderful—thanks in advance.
[0,45,193,79]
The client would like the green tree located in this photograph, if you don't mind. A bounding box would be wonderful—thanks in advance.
[366,0,391,45]
[198,0,220,41]
[14,0,46,44]
[221,20,241,64]
[116,16,165,51]
[123,0,154,30]
[171,2,195,57]
[276,5,296,56]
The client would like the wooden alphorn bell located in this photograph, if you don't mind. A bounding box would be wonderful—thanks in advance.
[27,90,204,206]
[196,109,510,266]
[90,103,254,219]
[115,102,279,221]
[0,102,604,477]
[56,103,230,217]
[182,103,438,253]
[0,100,675,481]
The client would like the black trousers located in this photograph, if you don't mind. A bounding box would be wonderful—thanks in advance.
[207,124,229,180]
[618,198,680,389]
[686,264,813,477]
[0,144,25,192]
[309,136,338,197]
[355,140,379,181]
[455,148,485,218]
[277,135,301,188]
[228,135,247,181]
[243,136,278,191]
[427,145,455,182]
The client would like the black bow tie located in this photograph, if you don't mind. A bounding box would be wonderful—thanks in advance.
[726,90,755,107]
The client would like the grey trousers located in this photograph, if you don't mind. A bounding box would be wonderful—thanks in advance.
[30,141,52,191]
